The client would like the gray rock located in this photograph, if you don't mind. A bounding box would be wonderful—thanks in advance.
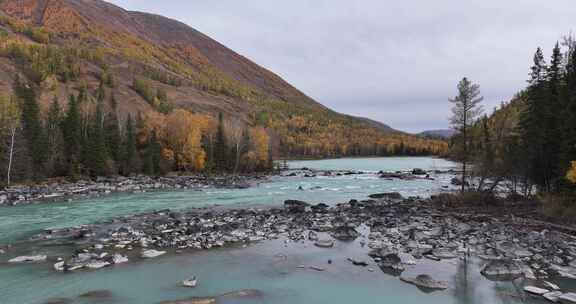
[544,291,563,303]
[314,239,334,248]
[481,260,523,279]
[369,192,403,200]
[560,293,576,304]
[400,274,449,290]
[523,286,549,295]
[141,249,166,258]
[9,255,47,263]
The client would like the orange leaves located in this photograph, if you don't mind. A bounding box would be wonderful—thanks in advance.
[163,109,204,171]
[250,127,270,167]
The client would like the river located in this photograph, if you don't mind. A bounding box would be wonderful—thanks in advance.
[0,157,547,304]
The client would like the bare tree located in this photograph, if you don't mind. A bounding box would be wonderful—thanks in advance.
[225,119,248,174]
[0,95,21,185]
[450,77,483,193]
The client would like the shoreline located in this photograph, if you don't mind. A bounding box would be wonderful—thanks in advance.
[5,194,576,297]
[0,173,270,207]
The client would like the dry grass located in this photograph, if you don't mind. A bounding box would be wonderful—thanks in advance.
[541,194,576,220]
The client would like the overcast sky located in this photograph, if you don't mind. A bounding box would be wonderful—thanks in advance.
[109,0,575,133]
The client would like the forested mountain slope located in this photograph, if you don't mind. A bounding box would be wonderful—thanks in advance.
[0,0,447,180]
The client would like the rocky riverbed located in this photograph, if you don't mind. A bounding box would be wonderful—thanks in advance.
[0,174,268,207]
[6,192,576,303]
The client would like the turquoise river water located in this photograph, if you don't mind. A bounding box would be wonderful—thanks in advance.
[0,157,551,304]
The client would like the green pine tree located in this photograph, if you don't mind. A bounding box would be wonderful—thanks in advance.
[15,77,48,178]
[214,112,228,171]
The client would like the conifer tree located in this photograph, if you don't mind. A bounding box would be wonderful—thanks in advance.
[62,94,82,175]
[520,48,550,191]
[122,115,139,175]
[105,94,122,164]
[143,131,162,175]
[46,96,65,176]
[15,77,47,178]
[449,77,484,193]
[86,96,109,176]
[214,112,228,171]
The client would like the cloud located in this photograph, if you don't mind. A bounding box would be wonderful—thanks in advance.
[108,0,576,132]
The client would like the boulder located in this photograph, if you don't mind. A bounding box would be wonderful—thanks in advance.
[523,286,549,295]
[284,200,310,213]
[112,254,129,264]
[544,291,564,302]
[451,178,469,186]
[218,289,263,300]
[314,239,335,248]
[481,260,523,279]
[331,226,360,241]
[78,290,113,300]
[347,258,369,267]
[9,255,47,263]
[400,274,449,290]
[42,298,74,304]
[85,260,110,269]
[369,192,403,200]
[560,293,576,304]
[433,248,458,259]
[141,249,166,258]
[412,168,427,175]
[378,253,405,273]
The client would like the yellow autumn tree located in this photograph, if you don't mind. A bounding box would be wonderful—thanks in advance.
[163,109,211,171]
[250,127,270,169]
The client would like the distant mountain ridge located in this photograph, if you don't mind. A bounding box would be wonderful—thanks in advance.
[0,0,446,157]
[418,129,456,139]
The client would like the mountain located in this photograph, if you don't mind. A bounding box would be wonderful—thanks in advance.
[0,0,446,157]
[418,129,456,139]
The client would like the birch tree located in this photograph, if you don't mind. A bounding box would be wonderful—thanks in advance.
[0,95,21,185]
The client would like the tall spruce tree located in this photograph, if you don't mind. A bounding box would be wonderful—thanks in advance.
[46,97,65,176]
[143,131,162,175]
[122,115,139,175]
[86,97,109,176]
[562,40,576,185]
[62,94,82,176]
[214,112,228,171]
[105,94,122,164]
[520,48,552,192]
[15,77,47,178]
[544,43,564,191]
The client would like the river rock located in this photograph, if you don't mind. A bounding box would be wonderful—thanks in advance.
[433,248,458,259]
[378,253,405,273]
[544,291,564,302]
[78,290,113,300]
[141,249,166,258]
[400,274,449,290]
[112,254,129,264]
[347,258,369,267]
[9,255,47,263]
[481,260,523,279]
[314,239,334,248]
[412,168,427,175]
[331,226,360,241]
[369,192,403,200]
[86,260,110,269]
[523,286,549,295]
[284,200,310,213]
[560,293,576,304]
[218,289,263,300]
[42,298,74,304]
